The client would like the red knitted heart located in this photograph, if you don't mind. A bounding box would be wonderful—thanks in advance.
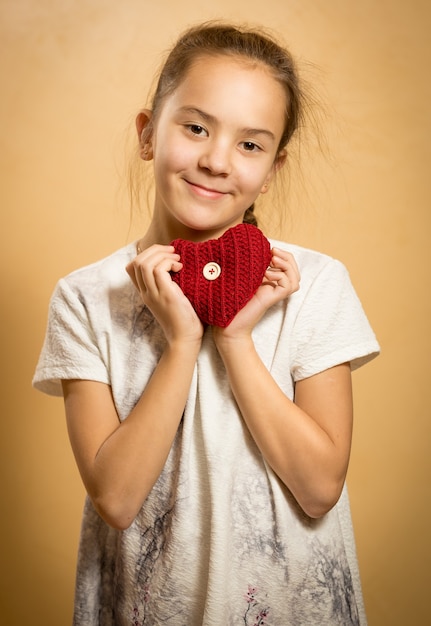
[170,223,271,327]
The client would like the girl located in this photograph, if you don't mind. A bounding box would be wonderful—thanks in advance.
[33,22,379,626]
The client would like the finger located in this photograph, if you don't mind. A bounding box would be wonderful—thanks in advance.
[126,246,180,295]
[126,245,173,283]
[270,250,300,285]
[125,262,139,289]
[264,267,285,288]
[137,243,176,259]
[264,266,300,294]
[136,245,177,271]
[271,248,300,276]
[151,258,183,292]
[137,256,179,295]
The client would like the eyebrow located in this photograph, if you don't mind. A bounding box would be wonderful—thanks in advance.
[177,106,276,141]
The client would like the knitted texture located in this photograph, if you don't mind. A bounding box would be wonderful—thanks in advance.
[171,223,271,327]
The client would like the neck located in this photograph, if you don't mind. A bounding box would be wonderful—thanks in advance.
[139,214,238,248]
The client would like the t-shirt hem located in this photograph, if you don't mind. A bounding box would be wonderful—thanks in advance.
[32,368,110,397]
[293,342,380,381]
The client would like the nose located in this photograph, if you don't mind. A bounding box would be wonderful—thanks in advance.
[198,139,232,176]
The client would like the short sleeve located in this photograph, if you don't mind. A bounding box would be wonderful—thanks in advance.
[32,278,110,396]
[290,259,380,381]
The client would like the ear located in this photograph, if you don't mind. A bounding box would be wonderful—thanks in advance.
[136,109,154,161]
[260,149,287,194]
[274,148,287,173]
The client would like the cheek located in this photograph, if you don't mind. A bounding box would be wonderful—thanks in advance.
[154,139,193,173]
[240,163,272,192]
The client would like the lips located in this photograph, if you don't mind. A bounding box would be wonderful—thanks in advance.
[185,179,228,199]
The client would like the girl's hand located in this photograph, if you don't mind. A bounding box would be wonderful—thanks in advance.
[67,244,204,530]
[126,244,204,345]
[213,247,300,344]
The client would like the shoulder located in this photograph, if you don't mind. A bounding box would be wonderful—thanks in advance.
[267,240,380,376]
[269,238,349,288]
[63,242,137,291]
[46,242,141,327]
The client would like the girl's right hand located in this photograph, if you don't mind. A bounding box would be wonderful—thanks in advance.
[126,244,204,345]
[66,246,203,530]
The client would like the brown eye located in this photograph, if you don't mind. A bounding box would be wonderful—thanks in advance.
[242,141,260,152]
[188,124,207,136]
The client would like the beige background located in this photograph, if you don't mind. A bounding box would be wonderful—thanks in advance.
[1,1,429,624]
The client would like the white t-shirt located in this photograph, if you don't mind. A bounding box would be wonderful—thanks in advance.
[33,240,379,626]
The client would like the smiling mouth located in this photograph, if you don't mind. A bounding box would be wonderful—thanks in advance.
[185,180,228,199]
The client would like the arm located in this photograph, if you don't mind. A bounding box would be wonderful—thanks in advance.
[63,245,203,530]
[211,342,352,518]
[213,248,353,518]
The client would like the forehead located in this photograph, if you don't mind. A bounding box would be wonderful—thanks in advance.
[161,54,287,136]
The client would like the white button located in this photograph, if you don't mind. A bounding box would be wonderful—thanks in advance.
[203,262,221,280]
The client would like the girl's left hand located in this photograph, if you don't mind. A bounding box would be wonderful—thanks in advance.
[213,247,300,343]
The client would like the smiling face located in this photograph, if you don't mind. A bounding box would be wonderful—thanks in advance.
[141,54,288,242]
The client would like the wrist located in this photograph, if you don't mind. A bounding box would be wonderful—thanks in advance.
[165,336,202,357]
[212,328,254,354]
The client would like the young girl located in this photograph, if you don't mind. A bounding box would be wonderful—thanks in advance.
[33,22,379,626]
